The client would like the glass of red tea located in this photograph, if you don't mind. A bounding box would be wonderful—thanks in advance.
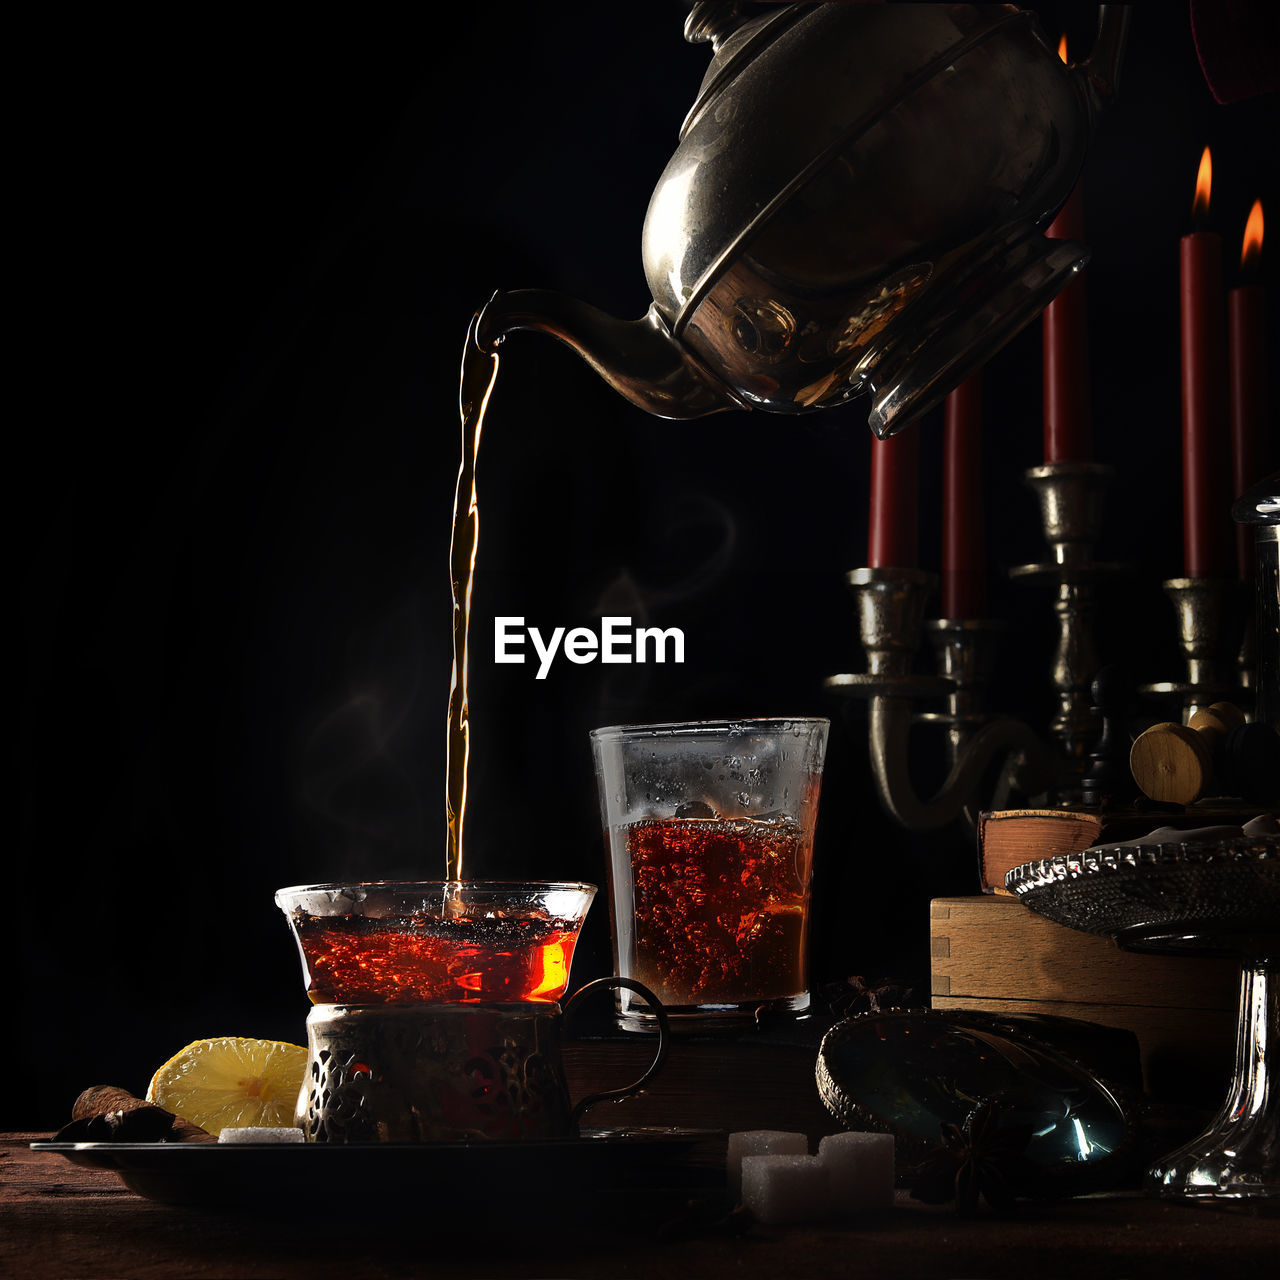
[591,718,829,1031]
[273,881,670,1141]
[275,880,597,1005]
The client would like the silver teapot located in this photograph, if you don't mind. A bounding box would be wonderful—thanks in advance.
[477,3,1130,437]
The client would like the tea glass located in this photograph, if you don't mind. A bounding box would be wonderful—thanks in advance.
[590,718,829,1031]
[275,880,667,1141]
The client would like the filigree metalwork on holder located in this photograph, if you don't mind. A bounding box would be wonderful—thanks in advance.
[298,1003,574,1144]
[826,568,1053,832]
[1009,462,1129,795]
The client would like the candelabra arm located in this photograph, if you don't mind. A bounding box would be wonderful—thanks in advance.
[868,696,1056,832]
[1011,462,1130,798]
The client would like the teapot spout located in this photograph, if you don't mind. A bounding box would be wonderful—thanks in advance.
[1078,5,1133,116]
[476,290,741,420]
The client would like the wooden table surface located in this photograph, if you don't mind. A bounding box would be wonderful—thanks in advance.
[4,1133,1276,1279]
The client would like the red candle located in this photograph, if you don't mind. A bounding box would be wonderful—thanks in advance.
[1043,36,1092,465]
[1229,199,1265,581]
[942,375,985,618]
[867,426,918,569]
[1180,147,1231,579]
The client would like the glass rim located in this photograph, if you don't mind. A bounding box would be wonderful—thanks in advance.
[275,879,597,901]
[589,717,829,742]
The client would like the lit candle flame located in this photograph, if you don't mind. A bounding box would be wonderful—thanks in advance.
[1241,199,1264,271]
[1192,147,1212,223]
[1058,34,1068,63]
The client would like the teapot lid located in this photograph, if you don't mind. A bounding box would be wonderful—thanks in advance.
[680,2,808,140]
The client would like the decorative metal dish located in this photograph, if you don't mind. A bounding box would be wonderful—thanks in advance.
[1004,833,1280,955]
[1006,832,1279,1201]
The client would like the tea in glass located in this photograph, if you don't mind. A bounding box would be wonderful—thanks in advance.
[275,881,595,1005]
[591,718,828,1029]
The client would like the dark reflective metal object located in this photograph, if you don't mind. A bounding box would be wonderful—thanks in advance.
[478,4,1130,437]
[1008,834,1280,1199]
[1233,471,1280,732]
[298,976,669,1143]
[817,1009,1139,1198]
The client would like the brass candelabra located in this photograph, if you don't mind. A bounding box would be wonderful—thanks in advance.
[826,566,1053,831]
[827,464,1271,832]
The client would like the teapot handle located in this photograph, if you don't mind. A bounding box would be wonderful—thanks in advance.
[563,976,670,1125]
[1079,5,1133,115]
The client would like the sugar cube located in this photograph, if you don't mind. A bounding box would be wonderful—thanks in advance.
[740,1154,831,1225]
[817,1130,895,1213]
[217,1126,306,1144]
[726,1129,808,1198]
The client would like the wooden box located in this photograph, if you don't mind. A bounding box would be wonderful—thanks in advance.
[930,895,1240,1101]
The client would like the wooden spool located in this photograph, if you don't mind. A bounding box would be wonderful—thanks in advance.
[1129,702,1246,805]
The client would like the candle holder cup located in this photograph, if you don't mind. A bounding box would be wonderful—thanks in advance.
[1010,461,1130,798]
[1139,577,1247,723]
[827,567,1054,831]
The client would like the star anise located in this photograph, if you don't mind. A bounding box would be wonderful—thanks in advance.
[909,1098,1035,1215]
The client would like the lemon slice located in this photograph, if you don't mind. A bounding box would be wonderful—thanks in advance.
[146,1037,308,1136]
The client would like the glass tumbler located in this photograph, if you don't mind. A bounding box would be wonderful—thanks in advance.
[591,718,829,1031]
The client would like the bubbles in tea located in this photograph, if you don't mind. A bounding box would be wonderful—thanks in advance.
[292,910,582,1004]
[614,814,812,1007]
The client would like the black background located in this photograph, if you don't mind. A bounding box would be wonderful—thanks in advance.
[17,3,1278,1127]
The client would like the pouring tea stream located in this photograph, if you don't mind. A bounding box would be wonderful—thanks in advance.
[444,2,1130,881]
